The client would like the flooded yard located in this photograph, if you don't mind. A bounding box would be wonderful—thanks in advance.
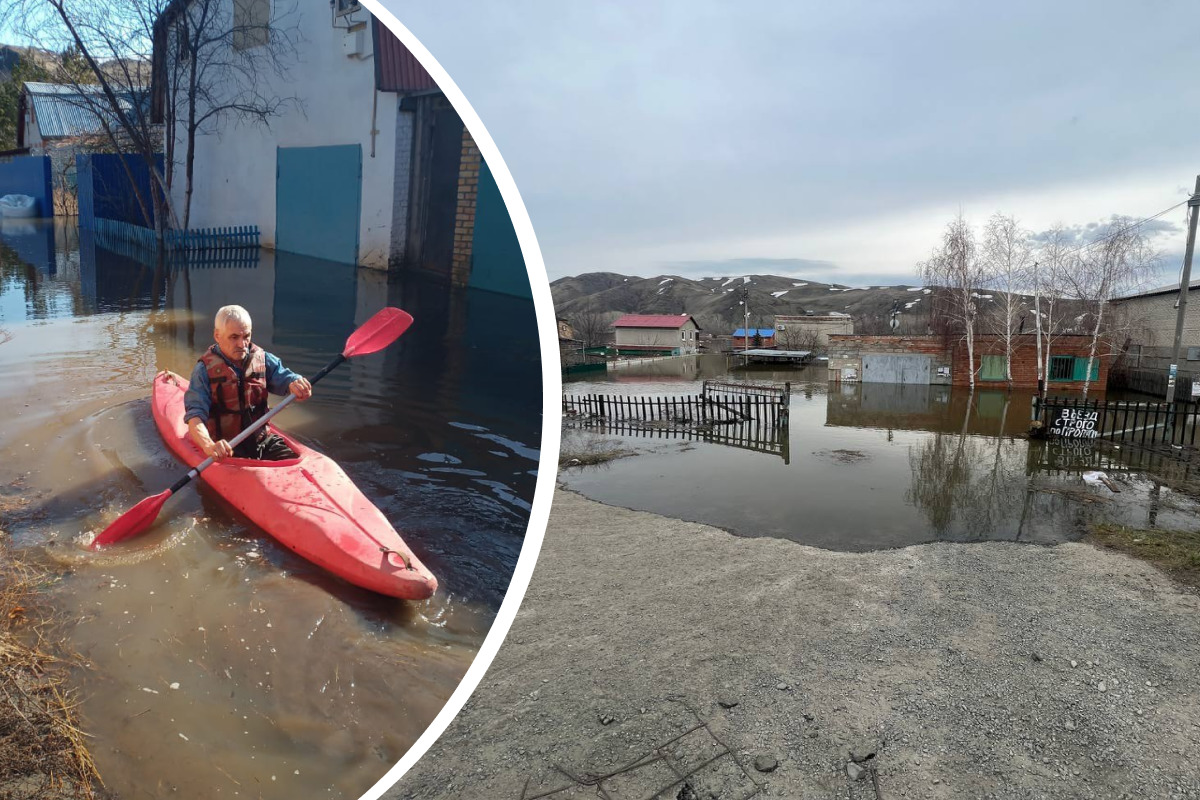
[562,355,1200,551]
[0,220,541,797]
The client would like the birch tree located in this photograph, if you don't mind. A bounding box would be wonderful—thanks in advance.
[1030,225,1076,398]
[922,214,990,391]
[1059,217,1158,396]
[981,213,1033,389]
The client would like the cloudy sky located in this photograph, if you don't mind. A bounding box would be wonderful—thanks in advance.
[387,1,1200,286]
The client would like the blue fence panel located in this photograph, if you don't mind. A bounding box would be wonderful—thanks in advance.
[76,154,94,229]
[85,153,164,228]
[0,155,52,217]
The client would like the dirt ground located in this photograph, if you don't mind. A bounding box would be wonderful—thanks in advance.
[0,551,104,800]
[386,487,1200,800]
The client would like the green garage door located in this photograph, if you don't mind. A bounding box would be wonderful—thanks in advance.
[276,145,362,265]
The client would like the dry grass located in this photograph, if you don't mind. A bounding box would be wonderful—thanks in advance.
[0,554,105,799]
[1088,523,1200,592]
[559,428,635,468]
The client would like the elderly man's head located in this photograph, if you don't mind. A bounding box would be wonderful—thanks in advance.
[214,305,253,361]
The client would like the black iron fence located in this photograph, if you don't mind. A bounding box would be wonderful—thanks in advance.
[1035,395,1200,448]
[563,381,790,426]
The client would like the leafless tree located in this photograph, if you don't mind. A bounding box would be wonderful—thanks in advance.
[921,214,991,391]
[1031,225,1076,398]
[982,213,1033,389]
[775,324,821,352]
[1059,216,1159,396]
[3,0,301,236]
[569,307,611,349]
[156,0,302,227]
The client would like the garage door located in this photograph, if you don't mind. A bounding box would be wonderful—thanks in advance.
[276,145,361,265]
[862,354,931,385]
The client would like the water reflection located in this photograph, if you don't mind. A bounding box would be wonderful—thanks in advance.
[0,220,540,798]
[562,359,1200,551]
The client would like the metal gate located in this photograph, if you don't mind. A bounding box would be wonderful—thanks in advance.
[405,95,463,278]
[275,144,361,265]
[862,353,931,385]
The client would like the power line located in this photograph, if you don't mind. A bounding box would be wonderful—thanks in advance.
[1063,198,1189,257]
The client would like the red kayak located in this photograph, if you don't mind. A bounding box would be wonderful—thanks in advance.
[151,370,437,600]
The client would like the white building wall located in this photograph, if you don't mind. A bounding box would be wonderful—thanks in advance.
[167,0,399,269]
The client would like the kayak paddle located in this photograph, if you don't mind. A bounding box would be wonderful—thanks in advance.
[90,307,414,549]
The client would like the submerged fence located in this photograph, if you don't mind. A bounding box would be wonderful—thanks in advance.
[1035,395,1200,448]
[92,217,260,253]
[563,380,792,461]
[564,380,790,426]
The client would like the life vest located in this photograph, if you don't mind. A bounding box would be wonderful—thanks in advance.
[199,343,268,441]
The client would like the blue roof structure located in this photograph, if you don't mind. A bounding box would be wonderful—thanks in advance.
[733,328,776,337]
[24,82,149,140]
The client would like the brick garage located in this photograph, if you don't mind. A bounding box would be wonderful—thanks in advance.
[828,334,1110,391]
[955,334,1109,392]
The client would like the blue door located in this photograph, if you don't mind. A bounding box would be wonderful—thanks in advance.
[276,145,361,265]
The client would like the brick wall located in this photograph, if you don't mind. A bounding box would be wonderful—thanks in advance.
[826,334,1111,391]
[953,334,1109,392]
[450,128,481,287]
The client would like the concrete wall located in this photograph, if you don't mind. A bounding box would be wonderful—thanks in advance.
[1112,289,1200,371]
[775,315,854,348]
[165,0,398,268]
[614,321,699,353]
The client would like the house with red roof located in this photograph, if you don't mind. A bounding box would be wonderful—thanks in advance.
[611,313,701,356]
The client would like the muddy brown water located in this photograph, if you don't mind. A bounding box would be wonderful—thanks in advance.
[563,355,1200,549]
[0,221,541,798]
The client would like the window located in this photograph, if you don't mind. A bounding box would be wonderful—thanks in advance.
[980,355,1007,381]
[233,0,269,51]
[1049,356,1074,381]
[1187,347,1200,361]
[175,19,191,62]
[1049,355,1099,382]
[334,0,362,15]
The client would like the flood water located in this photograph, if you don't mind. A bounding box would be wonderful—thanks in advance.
[0,220,541,797]
[563,355,1200,550]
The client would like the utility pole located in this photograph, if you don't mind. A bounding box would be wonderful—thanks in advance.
[742,282,749,352]
[1166,175,1200,403]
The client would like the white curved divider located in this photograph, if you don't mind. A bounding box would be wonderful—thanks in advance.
[356,2,562,798]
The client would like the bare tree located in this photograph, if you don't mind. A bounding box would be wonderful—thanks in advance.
[921,214,990,391]
[1031,225,1076,398]
[569,307,611,350]
[1059,217,1159,396]
[982,213,1033,389]
[156,0,302,227]
[775,324,820,352]
[3,0,301,236]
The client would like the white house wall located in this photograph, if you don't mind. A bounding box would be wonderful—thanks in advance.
[167,0,399,269]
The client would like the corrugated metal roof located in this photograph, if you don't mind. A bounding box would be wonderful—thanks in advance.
[24,82,148,139]
[612,314,699,329]
[1112,279,1200,302]
[373,18,439,93]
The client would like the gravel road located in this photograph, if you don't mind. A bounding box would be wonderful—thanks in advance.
[387,488,1200,800]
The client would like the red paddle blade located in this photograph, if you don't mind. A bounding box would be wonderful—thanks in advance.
[343,308,413,358]
[90,490,173,550]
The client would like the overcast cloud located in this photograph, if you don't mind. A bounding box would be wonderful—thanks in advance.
[384,1,1200,285]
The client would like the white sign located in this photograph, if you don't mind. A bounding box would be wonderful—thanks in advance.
[1049,407,1100,439]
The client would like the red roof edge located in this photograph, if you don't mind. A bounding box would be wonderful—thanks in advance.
[373,18,440,93]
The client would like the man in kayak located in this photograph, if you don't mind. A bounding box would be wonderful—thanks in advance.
[183,305,313,461]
